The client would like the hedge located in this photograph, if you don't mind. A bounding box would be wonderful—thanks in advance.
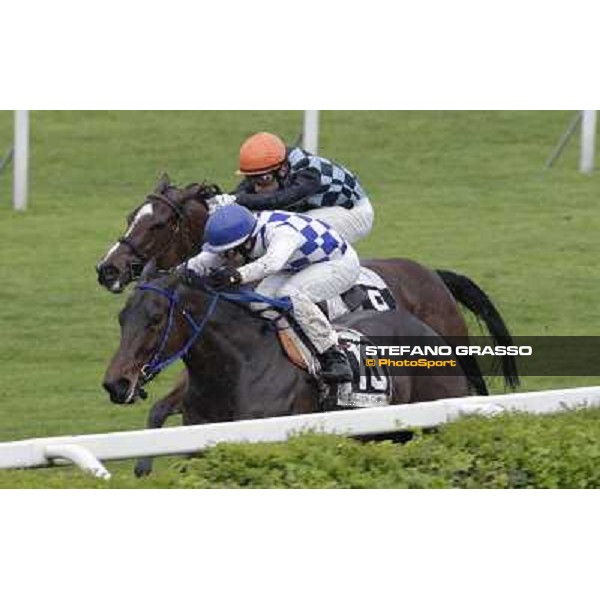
[169,408,600,488]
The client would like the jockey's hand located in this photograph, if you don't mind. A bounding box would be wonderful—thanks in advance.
[207,265,242,290]
[206,194,237,215]
[175,265,205,289]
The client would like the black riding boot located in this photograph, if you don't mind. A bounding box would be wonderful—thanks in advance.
[318,346,353,383]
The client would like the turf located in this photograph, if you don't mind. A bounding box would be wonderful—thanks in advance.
[0,110,598,487]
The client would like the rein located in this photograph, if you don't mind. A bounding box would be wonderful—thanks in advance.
[138,282,292,384]
[138,283,219,383]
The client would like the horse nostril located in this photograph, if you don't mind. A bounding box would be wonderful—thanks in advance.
[97,264,120,287]
[103,378,132,404]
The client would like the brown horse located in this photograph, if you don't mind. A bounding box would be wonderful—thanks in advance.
[96,176,220,293]
[96,175,518,475]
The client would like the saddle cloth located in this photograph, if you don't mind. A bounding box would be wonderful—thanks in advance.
[318,267,396,321]
[277,325,392,409]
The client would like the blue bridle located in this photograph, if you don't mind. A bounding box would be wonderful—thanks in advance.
[137,282,292,383]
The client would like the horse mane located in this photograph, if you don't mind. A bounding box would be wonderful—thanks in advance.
[183,181,222,203]
[138,271,284,328]
[125,179,219,225]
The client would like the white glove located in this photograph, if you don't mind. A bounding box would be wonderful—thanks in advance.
[207,194,237,214]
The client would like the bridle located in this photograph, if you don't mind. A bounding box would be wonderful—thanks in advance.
[117,191,202,279]
[136,281,293,390]
[138,282,219,385]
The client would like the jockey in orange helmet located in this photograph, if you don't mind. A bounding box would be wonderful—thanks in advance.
[207,132,374,244]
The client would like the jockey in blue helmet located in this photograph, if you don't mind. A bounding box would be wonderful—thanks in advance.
[183,204,361,383]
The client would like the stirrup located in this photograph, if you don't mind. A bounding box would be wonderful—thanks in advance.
[319,348,353,383]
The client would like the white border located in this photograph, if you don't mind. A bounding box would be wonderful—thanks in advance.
[1,491,596,600]
[1,1,597,595]
[3,2,600,108]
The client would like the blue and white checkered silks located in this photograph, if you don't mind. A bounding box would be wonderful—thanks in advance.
[287,147,367,209]
[253,211,348,272]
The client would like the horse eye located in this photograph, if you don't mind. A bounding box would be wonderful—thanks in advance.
[150,222,167,231]
[150,314,163,325]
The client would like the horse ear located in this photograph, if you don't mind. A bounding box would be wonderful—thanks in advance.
[140,258,158,281]
[155,173,171,194]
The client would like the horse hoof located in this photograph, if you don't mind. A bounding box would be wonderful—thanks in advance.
[134,458,153,478]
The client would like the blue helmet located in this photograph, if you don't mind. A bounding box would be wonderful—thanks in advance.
[204,204,257,253]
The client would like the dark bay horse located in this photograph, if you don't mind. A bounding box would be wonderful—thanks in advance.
[103,273,469,428]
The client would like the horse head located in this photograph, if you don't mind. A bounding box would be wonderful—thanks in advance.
[96,173,219,293]
[102,272,219,405]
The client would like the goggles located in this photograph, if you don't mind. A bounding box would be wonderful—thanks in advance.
[247,172,278,186]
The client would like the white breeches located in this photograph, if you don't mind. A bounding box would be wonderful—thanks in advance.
[305,196,374,244]
[254,247,361,354]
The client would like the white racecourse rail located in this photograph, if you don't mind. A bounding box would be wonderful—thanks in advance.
[1,386,599,479]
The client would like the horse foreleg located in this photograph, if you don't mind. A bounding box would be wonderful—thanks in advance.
[134,370,187,477]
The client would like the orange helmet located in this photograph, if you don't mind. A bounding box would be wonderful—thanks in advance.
[237,132,287,176]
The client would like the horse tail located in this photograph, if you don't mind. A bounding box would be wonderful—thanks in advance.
[436,270,520,390]
[459,353,489,396]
